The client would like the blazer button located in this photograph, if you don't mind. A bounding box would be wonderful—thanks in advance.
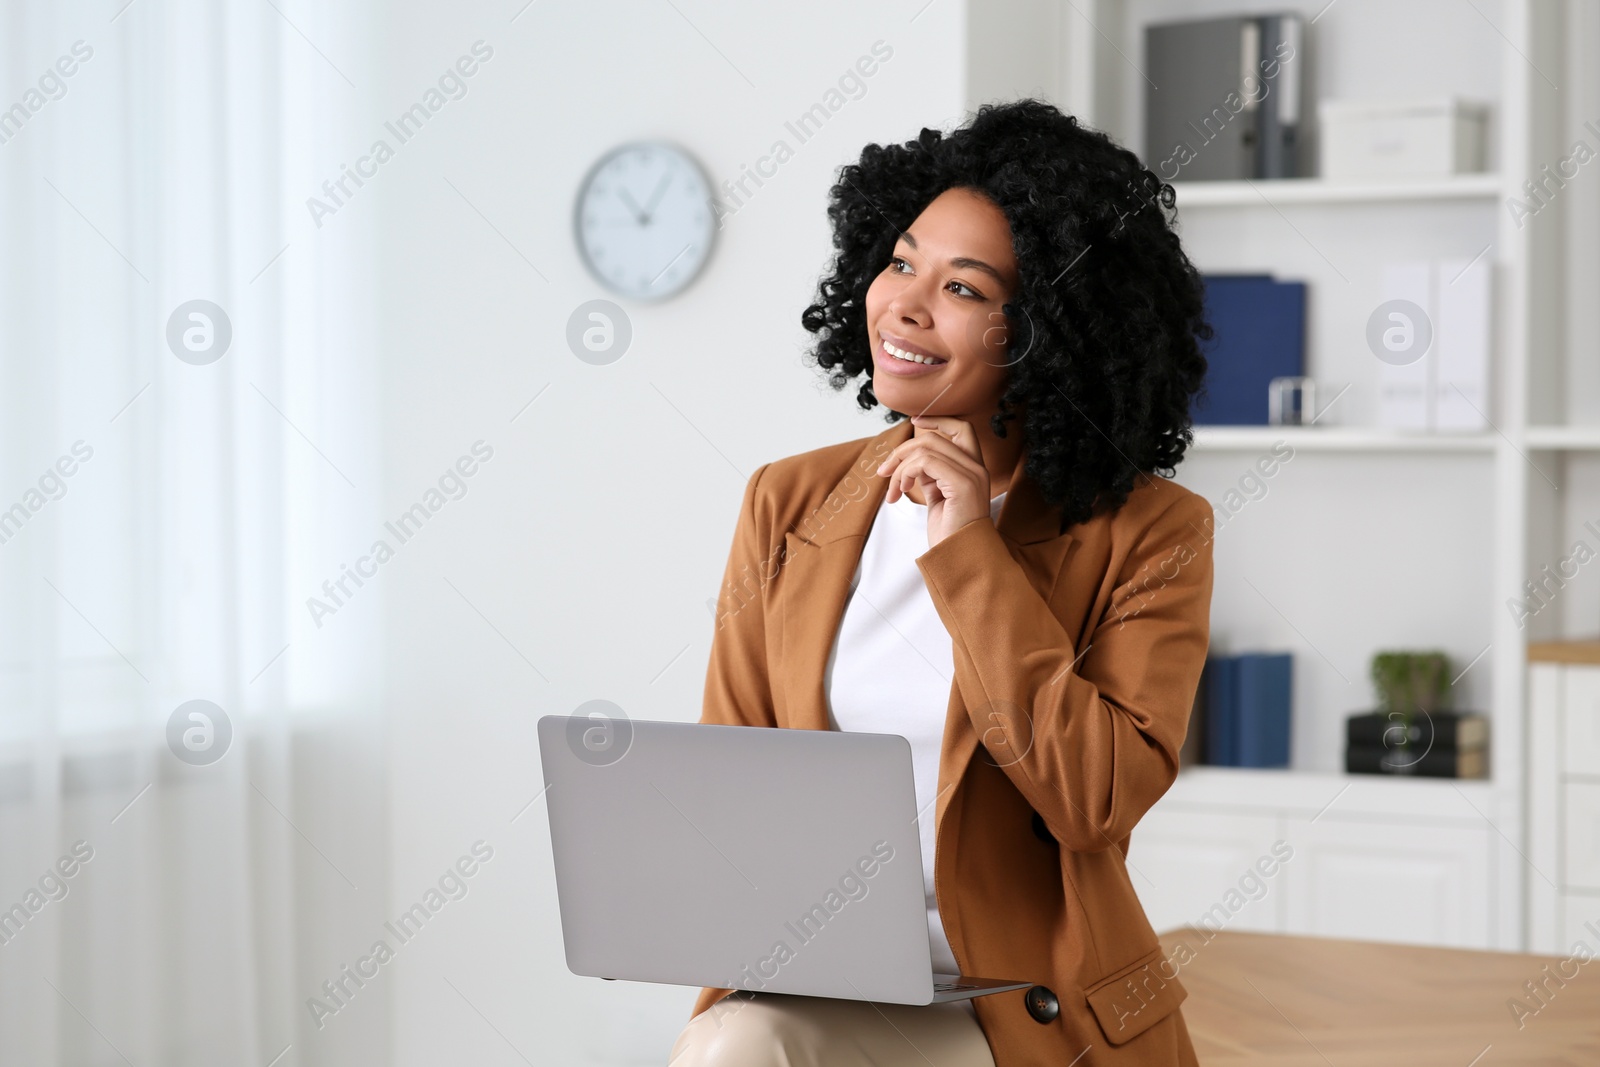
[1031,811,1052,843]
[1024,984,1060,1024]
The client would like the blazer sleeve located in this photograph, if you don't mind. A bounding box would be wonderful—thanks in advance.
[699,462,779,730]
[914,490,1214,853]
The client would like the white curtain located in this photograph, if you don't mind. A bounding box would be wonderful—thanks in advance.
[0,2,386,1064]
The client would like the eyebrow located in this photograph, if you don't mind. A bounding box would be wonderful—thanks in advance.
[899,230,1006,286]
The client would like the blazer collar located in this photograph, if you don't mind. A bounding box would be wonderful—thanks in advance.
[797,417,1067,548]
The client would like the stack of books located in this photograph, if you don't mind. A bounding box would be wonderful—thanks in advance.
[1343,710,1488,778]
[1181,652,1293,769]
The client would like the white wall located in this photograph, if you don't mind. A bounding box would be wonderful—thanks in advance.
[361,4,969,1063]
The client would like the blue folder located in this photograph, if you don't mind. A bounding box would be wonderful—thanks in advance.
[1234,652,1293,768]
[1191,275,1306,425]
[1205,655,1239,766]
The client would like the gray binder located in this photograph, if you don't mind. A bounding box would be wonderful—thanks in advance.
[1144,13,1304,181]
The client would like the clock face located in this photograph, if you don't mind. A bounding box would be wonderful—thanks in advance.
[574,141,716,302]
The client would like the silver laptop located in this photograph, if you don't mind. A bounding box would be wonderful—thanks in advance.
[536,714,1034,1005]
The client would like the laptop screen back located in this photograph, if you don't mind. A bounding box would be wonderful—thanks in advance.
[536,715,935,1002]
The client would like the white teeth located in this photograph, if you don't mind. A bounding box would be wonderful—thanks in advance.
[883,340,944,365]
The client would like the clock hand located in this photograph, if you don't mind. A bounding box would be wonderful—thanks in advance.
[615,187,647,226]
[640,172,673,223]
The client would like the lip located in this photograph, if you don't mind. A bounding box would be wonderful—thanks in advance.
[876,331,947,376]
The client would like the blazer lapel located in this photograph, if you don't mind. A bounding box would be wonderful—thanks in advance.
[779,419,1078,827]
[777,419,912,734]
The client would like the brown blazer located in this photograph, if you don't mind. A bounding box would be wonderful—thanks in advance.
[690,416,1213,1066]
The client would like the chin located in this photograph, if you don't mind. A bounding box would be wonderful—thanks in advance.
[872,380,916,413]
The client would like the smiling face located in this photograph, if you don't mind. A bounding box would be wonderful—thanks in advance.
[864,186,1020,419]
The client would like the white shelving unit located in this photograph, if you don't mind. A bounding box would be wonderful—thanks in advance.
[975,0,1594,952]
[1191,426,1497,452]
[1526,425,1600,450]
[1170,173,1504,207]
[1161,764,1497,815]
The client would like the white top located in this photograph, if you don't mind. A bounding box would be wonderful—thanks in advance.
[824,486,1007,1019]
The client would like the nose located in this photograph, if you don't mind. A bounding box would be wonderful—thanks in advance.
[886,268,935,327]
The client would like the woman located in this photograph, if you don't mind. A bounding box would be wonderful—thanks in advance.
[670,98,1215,1067]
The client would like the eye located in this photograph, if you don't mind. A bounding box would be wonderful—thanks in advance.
[888,256,984,300]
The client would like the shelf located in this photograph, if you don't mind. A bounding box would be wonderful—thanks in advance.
[1190,426,1496,452]
[1170,173,1502,208]
[1164,765,1498,820]
[1527,639,1600,665]
[1525,425,1600,449]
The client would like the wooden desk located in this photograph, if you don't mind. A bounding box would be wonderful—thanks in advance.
[1158,928,1600,1066]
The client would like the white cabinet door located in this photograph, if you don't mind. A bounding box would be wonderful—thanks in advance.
[1280,817,1493,948]
[1529,663,1562,954]
[1566,782,1600,890]
[1127,808,1285,936]
[1557,891,1600,952]
[1560,666,1600,777]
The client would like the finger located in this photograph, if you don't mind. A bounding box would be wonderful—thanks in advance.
[893,437,987,500]
[909,415,983,463]
[890,449,980,503]
[878,450,908,501]
[900,426,986,476]
[876,436,977,485]
[875,416,979,475]
[888,454,921,501]
[875,434,932,475]
[877,430,986,503]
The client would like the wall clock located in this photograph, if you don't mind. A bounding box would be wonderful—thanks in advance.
[573,141,716,302]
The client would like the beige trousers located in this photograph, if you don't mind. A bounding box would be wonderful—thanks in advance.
[668,991,996,1067]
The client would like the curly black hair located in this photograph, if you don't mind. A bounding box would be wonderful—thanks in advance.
[800,97,1212,531]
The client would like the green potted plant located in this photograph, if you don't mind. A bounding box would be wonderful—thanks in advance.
[1368,650,1453,751]
[1407,651,1451,715]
